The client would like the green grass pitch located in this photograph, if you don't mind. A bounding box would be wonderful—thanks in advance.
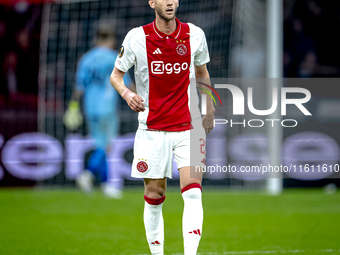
[0,187,339,255]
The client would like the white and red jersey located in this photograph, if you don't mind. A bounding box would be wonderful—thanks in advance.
[115,18,210,131]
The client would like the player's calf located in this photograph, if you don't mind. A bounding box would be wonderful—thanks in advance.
[182,183,203,255]
[143,178,166,255]
[144,195,166,255]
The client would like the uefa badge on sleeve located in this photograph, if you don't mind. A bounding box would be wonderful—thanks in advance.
[137,158,148,173]
[118,46,124,58]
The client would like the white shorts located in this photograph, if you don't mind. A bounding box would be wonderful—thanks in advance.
[131,121,206,179]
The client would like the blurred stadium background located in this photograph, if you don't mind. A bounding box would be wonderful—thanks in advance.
[0,0,340,254]
[1,0,340,189]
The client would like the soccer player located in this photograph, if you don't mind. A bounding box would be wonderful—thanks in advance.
[110,0,214,254]
[70,24,134,198]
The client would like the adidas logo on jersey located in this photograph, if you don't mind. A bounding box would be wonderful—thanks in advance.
[153,48,162,54]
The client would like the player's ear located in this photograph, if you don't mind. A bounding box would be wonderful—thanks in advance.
[149,0,155,9]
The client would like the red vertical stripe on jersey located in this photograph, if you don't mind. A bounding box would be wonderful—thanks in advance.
[143,19,191,132]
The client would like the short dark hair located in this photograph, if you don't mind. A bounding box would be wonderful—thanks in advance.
[96,24,115,40]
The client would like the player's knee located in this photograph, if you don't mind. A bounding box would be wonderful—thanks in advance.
[144,184,165,198]
[145,188,165,198]
[144,179,166,198]
[181,183,202,199]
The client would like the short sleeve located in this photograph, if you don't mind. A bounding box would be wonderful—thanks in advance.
[115,28,137,73]
[194,28,210,66]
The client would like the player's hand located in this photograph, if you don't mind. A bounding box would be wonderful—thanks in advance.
[202,111,214,134]
[121,88,145,112]
[63,100,83,131]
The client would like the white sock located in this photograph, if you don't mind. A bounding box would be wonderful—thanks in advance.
[143,195,165,255]
[182,184,203,255]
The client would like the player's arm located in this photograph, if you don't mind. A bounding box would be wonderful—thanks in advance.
[110,67,145,112]
[63,60,85,131]
[195,64,214,134]
[72,58,86,102]
[71,88,83,101]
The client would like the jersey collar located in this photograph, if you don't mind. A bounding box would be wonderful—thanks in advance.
[153,17,182,39]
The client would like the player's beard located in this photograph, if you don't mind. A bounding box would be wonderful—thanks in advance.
[155,5,177,22]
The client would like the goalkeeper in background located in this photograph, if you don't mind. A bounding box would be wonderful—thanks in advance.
[65,24,134,198]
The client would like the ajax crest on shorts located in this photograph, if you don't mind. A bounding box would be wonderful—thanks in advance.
[137,158,149,173]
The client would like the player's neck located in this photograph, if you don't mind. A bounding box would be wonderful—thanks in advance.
[155,15,177,35]
[97,42,114,49]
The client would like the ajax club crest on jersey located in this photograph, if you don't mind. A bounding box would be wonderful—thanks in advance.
[176,44,187,56]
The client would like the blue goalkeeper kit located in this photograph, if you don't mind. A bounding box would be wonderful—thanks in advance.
[76,46,132,182]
